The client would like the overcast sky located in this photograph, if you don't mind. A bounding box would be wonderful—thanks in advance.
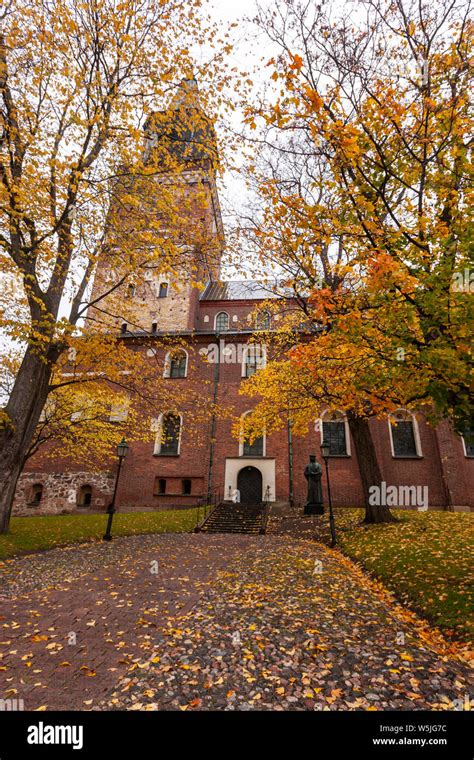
[203,1,275,277]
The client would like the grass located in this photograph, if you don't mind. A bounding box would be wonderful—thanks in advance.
[0,509,196,560]
[333,509,474,642]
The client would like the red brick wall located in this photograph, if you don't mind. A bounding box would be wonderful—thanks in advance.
[15,326,473,513]
[195,300,264,331]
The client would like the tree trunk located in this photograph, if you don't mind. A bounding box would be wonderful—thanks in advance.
[347,412,398,524]
[0,344,59,533]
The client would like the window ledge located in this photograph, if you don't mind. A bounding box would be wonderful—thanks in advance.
[153,493,198,498]
[153,453,180,458]
[392,455,424,459]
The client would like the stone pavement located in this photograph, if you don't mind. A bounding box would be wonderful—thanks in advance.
[0,533,472,711]
[0,534,246,710]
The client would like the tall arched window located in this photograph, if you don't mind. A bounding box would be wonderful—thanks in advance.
[78,485,92,507]
[158,282,168,298]
[461,426,474,457]
[164,349,188,379]
[127,283,136,298]
[109,397,130,422]
[255,310,271,330]
[389,410,422,457]
[155,413,181,456]
[242,344,266,377]
[215,312,229,332]
[321,411,350,456]
[240,411,265,457]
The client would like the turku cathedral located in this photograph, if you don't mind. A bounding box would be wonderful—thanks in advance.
[13,79,473,518]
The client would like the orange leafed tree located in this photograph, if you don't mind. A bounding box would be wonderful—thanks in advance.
[238,0,473,522]
[0,0,231,532]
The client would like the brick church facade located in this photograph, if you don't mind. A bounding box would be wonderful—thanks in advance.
[13,80,473,517]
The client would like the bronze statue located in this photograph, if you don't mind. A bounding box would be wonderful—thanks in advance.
[304,454,324,514]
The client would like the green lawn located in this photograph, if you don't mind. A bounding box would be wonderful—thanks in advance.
[333,509,474,642]
[0,510,196,560]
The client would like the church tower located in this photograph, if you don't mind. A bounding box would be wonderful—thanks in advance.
[88,77,224,334]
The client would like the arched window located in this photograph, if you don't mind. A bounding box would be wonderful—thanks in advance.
[240,411,265,457]
[155,413,181,456]
[109,397,130,422]
[215,312,229,332]
[30,483,43,506]
[255,310,271,330]
[321,410,350,456]
[127,283,136,298]
[78,485,92,507]
[242,344,266,378]
[159,282,168,298]
[164,349,188,379]
[389,410,422,457]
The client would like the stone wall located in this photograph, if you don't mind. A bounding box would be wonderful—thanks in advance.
[13,471,115,516]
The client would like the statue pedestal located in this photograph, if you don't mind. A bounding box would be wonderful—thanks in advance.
[304,502,324,515]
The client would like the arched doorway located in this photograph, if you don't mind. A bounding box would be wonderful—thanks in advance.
[237,466,263,505]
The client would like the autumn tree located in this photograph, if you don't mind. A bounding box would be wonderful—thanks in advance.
[0,0,231,532]
[238,0,473,522]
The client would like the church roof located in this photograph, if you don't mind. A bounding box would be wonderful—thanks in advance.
[200,280,281,301]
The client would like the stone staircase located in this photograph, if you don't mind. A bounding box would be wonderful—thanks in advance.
[196,502,267,535]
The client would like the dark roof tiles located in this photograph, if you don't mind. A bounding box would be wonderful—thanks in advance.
[200,280,281,301]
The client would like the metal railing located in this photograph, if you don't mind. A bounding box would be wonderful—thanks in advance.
[260,486,271,534]
[194,486,222,532]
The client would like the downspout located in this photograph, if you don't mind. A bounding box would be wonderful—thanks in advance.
[206,334,220,502]
[288,415,294,506]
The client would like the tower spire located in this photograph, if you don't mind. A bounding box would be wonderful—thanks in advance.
[170,74,200,110]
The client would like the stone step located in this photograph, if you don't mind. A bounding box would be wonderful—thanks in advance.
[198,501,267,535]
[203,526,261,532]
[204,514,262,521]
[202,530,262,535]
[202,520,262,526]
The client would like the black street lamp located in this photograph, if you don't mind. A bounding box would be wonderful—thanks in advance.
[103,437,129,541]
[321,441,337,547]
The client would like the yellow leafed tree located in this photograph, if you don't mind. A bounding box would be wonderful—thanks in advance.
[0,0,232,532]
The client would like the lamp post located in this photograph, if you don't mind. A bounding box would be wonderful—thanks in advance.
[321,441,337,547]
[103,437,129,541]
